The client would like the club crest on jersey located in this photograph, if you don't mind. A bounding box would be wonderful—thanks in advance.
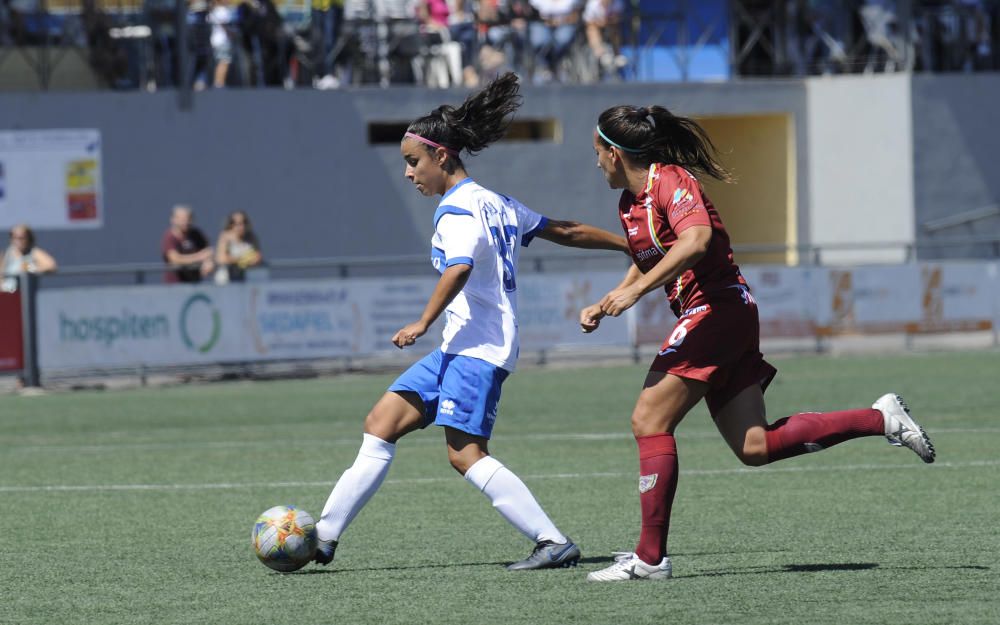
[639,473,658,493]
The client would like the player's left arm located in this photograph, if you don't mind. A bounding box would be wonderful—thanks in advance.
[392,263,472,349]
[602,225,711,316]
[535,219,628,252]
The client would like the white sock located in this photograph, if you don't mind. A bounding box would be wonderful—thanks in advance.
[316,433,395,542]
[464,456,567,544]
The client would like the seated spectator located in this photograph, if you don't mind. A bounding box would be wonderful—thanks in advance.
[415,0,479,87]
[528,0,582,83]
[237,0,294,87]
[479,0,534,77]
[161,204,214,283]
[1,224,57,292]
[311,0,345,89]
[583,0,625,79]
[214,210,263,283]
[208,0,235,88]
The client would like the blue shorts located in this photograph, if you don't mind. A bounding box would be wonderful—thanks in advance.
[388,349,510,439]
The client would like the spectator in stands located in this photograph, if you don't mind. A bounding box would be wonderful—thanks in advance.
[208,0,235,87]
[189,0,215,89]
[312,0,345,89]
[161,204,214,284]
[790,0,849,75]
[235,0,292,88]
[1,224,57,293]
[214,210,263,283]
[415,0,480,87]
[583,0,625,80]
[0,0,12,45]
[527,0,582,83]
[479,0,534,77]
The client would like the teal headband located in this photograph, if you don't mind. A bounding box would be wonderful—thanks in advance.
[595,125,642,153]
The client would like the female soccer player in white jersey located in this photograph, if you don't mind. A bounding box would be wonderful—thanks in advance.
[313,72,629,570]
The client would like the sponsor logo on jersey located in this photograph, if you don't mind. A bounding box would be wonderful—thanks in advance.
[627,226,639,237]
[635,246,661,261]
[682,305,709,316]
[440,399,456,416]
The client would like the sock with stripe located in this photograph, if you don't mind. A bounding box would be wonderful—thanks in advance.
[634,433,678,566]
[764,409,884,463]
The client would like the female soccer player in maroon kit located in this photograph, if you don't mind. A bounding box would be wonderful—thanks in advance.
[580,105,936,582]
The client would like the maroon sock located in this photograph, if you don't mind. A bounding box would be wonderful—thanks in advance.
[764,409,884,463]
[634,433,678,566]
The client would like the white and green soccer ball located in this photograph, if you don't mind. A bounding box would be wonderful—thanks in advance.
[251,505,318,572]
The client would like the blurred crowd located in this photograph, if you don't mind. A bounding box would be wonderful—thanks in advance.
[1,0,998,89]
[0,0,631,89]
[777,0,1000,75]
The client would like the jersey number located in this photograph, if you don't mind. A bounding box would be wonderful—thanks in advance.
[487,213,518,292]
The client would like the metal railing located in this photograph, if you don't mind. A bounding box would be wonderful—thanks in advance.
[28,237,1000,287]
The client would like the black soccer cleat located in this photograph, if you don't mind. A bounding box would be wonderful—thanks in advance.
[506,539,581,571]
[314,538,338,566]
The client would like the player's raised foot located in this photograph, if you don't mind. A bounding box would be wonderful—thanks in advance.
[873,393,935,463]
[506,539,581,570]
[314,538,338,566]
[586,552,672,582]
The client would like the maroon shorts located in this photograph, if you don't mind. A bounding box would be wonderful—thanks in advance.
[649,287,777,417]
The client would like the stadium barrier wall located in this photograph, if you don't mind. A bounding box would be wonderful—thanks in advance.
[0,288,24,371]
[32,261,998,374]
[36,273,630,371]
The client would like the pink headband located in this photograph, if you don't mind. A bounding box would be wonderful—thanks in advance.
[404,132,459,157]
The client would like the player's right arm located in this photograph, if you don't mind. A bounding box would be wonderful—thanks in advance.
[392,263,471,348]
[581,263,641,333]
[535,219,628,252]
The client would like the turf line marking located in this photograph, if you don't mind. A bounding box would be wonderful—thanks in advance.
[1,459,997,494]
[3,427,996,454]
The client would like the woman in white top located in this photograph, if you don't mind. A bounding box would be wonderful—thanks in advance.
[214,210,262,283]
[314,72,628,571]
[1,224,57,292]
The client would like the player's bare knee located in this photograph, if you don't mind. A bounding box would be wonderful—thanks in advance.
[737,447,769,466]
[729,426,769,466]
[363,409,403,443]
[737,437,770,466]
[448,449,474,475]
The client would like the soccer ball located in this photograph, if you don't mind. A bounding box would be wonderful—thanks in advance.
[250,505,318,572]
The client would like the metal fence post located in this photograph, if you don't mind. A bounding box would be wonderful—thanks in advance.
[19,274,41,388]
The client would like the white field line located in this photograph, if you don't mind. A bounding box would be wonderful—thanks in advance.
[1,459,998,494]
[2,427,998,454]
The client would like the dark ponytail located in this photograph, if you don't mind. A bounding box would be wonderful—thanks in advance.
[596,105,732,182]
[406,72,522,161]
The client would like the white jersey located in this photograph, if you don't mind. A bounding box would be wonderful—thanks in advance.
[430,178,548,372]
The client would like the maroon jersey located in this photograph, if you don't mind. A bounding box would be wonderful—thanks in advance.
[619,164,746,315]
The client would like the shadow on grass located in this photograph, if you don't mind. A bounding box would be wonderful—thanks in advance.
[282,560,514,574]
[682,562,989,579]
[278,560,989,576]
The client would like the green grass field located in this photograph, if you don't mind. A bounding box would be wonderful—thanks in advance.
[2,351,998,625]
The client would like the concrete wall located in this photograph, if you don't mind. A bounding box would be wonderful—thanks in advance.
[911,73,1000,259]
[805,74,915,265]
[0,80,807,272]
[1,73,998,274]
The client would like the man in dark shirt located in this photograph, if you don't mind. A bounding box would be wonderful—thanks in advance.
[161,204,214,283]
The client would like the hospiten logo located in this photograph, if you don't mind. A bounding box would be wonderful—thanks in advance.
[179,293,221,353]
